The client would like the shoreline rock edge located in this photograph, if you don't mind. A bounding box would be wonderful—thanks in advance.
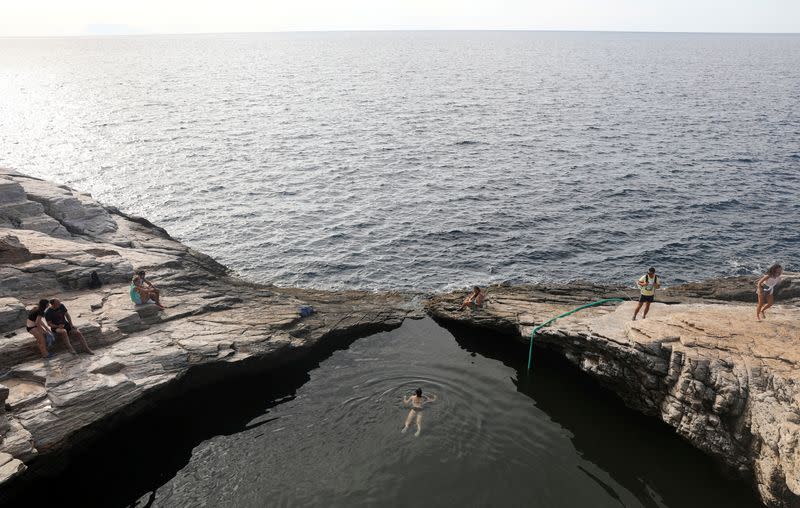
[1,168,798,507]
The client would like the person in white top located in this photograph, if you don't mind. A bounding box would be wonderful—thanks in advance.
[755,264,783,322]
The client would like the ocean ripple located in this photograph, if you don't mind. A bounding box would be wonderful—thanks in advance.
[0,32,798,290]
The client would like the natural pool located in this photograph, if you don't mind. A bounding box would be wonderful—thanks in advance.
[9,318,760,507]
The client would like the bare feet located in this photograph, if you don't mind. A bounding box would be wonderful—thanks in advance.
[401,426,408,434]
[414,428,421,437]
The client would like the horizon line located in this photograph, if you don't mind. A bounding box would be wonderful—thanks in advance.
[2,28,800,39]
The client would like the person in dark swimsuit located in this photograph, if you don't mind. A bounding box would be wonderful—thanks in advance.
[26,299,53,359]
[45,298,94,355]
[402,388,437,436]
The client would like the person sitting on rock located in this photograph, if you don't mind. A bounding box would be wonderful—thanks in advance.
[755,263,783,322]
[402,388,437,437]
[459,286,486,311]
[45,298,94,355]
[26,299,54,359]
[633,267,661,320]
[130,270,164,309]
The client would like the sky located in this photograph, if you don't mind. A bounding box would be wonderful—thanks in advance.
[1,0,798,36]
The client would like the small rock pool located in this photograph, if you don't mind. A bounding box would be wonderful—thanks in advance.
[11,318,761,507]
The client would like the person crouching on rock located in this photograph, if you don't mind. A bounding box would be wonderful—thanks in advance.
[459,286,485,311]
[755,263,783,322]
[633,267,660,321]
[45,298,94,355]
[26,299,54,359]
[131,270,165,310]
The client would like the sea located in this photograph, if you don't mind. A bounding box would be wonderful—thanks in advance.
[1,31,798,290]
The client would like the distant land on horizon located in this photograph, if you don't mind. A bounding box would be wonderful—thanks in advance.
[1,27,799,38]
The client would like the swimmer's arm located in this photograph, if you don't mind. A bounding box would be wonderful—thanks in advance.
[756,275,768,287]
[403,395,410,405]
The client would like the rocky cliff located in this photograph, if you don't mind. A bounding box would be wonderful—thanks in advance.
[1,168,798,507]
[0,168,418,492]
[427,282,800,507]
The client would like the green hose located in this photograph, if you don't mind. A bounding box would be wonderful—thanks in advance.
[527,298,626,371]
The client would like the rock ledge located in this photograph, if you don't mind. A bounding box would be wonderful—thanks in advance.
[427,281,800,507]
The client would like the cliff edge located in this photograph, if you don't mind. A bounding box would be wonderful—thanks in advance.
[427,281,800,507]
[0,168,418,492]
[1,168,798,506]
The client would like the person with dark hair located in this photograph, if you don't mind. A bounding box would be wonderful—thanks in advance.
[45,298,94,355]
[459,286,485,311]
[632,267,661,321]
[402,387,437,436]
[130,270,165,309]
[756,264,783,321]
[26,299,54,358]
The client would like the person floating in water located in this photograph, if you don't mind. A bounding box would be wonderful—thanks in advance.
[402,388,436,436]
[755,263,783,322]
[632,267,660,321]
[459,286,485,311]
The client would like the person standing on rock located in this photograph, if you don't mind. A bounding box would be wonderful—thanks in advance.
[632,267,660,321]
[26,299,54,359]
[131,270,165,310]
[755,264,783,321]
[45,298,94,355]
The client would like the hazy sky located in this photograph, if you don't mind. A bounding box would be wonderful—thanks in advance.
[2,0,798,36]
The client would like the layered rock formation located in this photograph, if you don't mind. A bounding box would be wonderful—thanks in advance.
[427,282,800,507]
[1,168,797,507]
[0,168,417,490]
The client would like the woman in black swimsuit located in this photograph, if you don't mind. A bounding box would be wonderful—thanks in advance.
[26,299,53,358]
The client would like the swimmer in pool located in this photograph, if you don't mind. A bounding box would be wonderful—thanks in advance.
[402,388,437,436]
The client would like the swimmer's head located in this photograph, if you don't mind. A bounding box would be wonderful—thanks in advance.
[415,388,422,397]
[473,286,480,293]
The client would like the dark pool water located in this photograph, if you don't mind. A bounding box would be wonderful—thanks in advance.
[4,318,760,507]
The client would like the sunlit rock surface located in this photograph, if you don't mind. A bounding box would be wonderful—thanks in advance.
[0,168,418,495]
[2,167,798,507]
[427,281,800,507]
